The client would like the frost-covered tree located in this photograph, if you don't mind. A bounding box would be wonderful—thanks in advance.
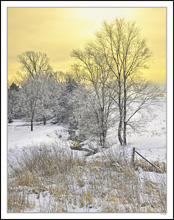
[17,51,52,80]
[8,82,20,123]
[37,73,59,125]
[16,51,62,127]
[53,74,78,124]
[71,47,115,148]
[91,18,162,146]
[71,17,164,147]
[20,73,41,131]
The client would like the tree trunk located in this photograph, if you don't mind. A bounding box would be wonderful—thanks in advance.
[118,106,123,146]
[102,130,106,148]
[100,129,106,148]
[118,77,123,146]
[123,77,127,145]
[123,121,127,145]
[100,133,105,148]
[31,119,33,131]
[118,120,123,146]
[43,116,46,125]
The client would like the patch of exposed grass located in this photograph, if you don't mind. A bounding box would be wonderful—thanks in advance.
[134,158,166,173]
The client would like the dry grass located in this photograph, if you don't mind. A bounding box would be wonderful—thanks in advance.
[8,144,166,213]
[134,158,166,173]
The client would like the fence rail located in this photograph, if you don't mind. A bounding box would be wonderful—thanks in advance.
[131,147,164,173]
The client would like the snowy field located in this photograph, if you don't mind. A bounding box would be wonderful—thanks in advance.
[8,98,166,162]
[7,98,167,213]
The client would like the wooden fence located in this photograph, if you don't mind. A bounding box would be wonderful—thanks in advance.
[131,147,164,173]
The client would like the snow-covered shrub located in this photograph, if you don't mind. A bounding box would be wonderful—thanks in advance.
[8,82,21,123]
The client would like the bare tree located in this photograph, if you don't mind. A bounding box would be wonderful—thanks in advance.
[17,51,60,127]
[71,46,115,148]
[93,18,162,146]
[17,51,52,80]
[37,73,59,125]
[20,73,41,131]
[71,18,164,147]
[109,76,164,141]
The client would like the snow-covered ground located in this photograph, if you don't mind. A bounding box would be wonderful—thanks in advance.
[8,98,166,162]
[7,98,167,213]
[8,120,71,149]
[105,98,166,162]
[8,98,167,165]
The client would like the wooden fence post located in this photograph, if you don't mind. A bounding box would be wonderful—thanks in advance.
[132,147,135,167]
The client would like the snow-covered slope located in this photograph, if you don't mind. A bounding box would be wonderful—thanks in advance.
[8,120,71,149]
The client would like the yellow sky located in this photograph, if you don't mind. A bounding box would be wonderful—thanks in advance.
[8,8,166,83]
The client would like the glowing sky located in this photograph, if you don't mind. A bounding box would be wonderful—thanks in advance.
[8,8,166,83]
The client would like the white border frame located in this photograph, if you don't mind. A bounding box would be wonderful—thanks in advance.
[1,1,173,219]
